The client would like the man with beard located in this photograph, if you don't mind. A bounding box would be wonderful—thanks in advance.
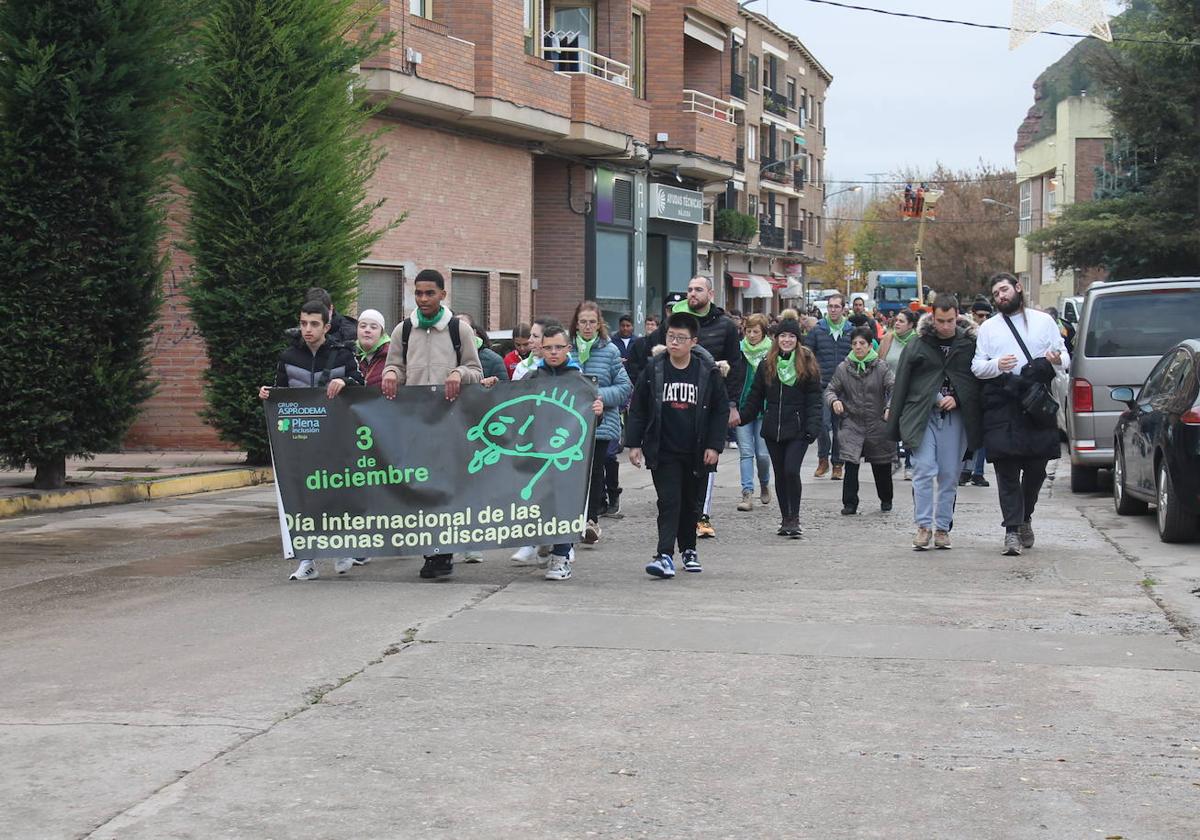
[972,273,1069,556]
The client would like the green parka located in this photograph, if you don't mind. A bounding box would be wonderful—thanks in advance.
[885,313,983,452]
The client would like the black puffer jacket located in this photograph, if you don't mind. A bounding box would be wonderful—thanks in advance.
[646,304,744,406]
[740,359,824,444]
[274,339,362,388]
[804,319,856,385]
[625,350,729,473]
[981,357,1060,461]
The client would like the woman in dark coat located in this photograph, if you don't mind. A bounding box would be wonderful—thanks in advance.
[740,319,824,537]
[826,327,895,515]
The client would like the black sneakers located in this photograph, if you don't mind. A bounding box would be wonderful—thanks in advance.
[419,556,454,579]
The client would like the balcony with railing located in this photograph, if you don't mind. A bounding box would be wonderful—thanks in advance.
[760,157,791,185]
[759,220,785,250]
[683,89,735,124]
[544,37,631,88]
[763,89,789,118]
[793,169,806,191]
[789,228,804,251]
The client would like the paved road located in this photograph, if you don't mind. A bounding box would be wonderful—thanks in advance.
[2,458,1198,839]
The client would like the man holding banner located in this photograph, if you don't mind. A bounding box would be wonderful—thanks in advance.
[381,269,483,579]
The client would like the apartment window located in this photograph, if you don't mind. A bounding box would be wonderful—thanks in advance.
[780,139,790,167]
[806,94,814,124]
[499,273,519,328]
[748,55,760,92]
[703,203,712,224]
[1045,176,1057,215]
[746,126,756,162]
[763,55,774,91]
[1019,181,1032,235]
[631,10,646,98]
[410,0,432,19]
[786,78,796,107]
[524,0,543,55]
[748,195,758,217]
[817,100,824,128]
[357,265,407,329]
[799,87,807,123]
[451,271,487,324]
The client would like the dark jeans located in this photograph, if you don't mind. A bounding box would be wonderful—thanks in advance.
[604,437,621,503]
[587,438,610,522]
[817,396,842,463]
[993,457,1049,530]
[650,451,703,557]
[765,437,809,521]
[843,461,894,509]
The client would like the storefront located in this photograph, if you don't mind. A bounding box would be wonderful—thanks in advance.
[646,183,703,319]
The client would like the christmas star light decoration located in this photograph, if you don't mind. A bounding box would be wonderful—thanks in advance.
[1009,0,1112,49]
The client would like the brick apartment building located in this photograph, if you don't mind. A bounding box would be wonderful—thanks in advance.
[708,8,832,316]
[128,0,830,450]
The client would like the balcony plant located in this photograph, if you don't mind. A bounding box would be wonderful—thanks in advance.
[715,209,758,243]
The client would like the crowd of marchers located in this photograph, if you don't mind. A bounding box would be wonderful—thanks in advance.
[258,269,1069,583]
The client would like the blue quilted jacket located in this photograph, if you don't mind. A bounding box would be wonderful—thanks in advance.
[576,337,632,441]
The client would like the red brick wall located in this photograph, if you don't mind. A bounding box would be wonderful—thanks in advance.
[532,158,586,326]
[1074,137,1107,204]
[365,118,534,331]
[570,73,651,140]
[442,0,572,116]
[125,194,229,450]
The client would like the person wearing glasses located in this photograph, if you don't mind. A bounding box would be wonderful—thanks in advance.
[626,312,729,578]
[521,324,605,581]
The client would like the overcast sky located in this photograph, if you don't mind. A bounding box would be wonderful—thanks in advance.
[754,0,1124,186]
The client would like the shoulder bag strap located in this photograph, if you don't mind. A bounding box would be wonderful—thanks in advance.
[1002,314,1035,364]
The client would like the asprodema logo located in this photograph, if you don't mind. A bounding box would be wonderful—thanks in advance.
[278,419,291,432]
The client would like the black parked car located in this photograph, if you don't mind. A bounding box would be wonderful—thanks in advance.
[1111,339,1200,542]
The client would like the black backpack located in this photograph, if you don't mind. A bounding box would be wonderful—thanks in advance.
[400,316,463,365]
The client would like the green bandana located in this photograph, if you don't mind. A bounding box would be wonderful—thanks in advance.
[415,306,444,330]
[473,336,484,350]
[516,354,538,374]
[575,335,597,365]
[893,329,915,347]
[672,299,712,318]
[776,352,797,386]
[740,336,772,371]
[355,335,390,358]
[848,347,879,373]
[828,318,847,339]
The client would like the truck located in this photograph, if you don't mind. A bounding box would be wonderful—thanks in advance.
[866,271,920,315]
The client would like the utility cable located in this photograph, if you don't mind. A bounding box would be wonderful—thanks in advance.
[796,0,1200,47]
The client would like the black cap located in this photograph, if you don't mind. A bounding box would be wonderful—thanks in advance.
[776,318,802,339]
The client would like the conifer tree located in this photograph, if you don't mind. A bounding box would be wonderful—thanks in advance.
[0,0,182,488]
[184,0,395,463]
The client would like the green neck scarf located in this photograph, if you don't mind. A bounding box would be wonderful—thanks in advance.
[828,317,847,338]
[740,336,772,371]
[355,334,390,358]
[473,336,484,350]
[776,352,797,386]
[415,306,444,330]
[848,347,879,373]
[575,334,597,365]
[893,329,915,346]
[672,299,711,318]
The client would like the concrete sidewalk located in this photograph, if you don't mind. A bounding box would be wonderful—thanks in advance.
[0,451,271,518]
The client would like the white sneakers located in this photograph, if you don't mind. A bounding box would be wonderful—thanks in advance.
[289,561,318,581]
[334,557,356,575]
[544,550,574,581]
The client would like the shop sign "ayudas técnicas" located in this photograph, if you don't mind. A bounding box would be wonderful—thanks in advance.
[649,184,704,225]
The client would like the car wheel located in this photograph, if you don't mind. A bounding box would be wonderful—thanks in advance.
[1113,447,1148,516]
[1070,463,1099,493]
[1156,462,1199,543]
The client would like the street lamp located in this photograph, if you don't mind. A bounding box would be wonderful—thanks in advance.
[982,197,1016,213]
[825,185,863,201]
[760,152,808,173]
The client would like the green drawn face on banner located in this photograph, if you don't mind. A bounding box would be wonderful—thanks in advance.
[467,387,589,500]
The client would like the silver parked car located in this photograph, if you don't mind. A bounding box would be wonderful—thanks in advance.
[1066,277,1200,492]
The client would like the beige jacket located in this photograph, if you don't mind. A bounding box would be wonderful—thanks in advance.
[382,307,483,387]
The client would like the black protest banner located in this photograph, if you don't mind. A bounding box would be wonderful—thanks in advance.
[265,377,597,560]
